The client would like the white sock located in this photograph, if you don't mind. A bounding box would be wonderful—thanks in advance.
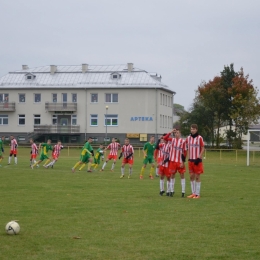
[8,156,11,164]
[191,180,195,194]
[121,167,124,175]
[14,157,17,164]
[195,182,201,196]
[156,168,159,176]
[102,162,107,170]
[129,168,132,175]
[167,180,170,192]
[160,179,164,191]
[33,159,37,164]
[181,179,185,193]
[111,162,115,170]
[171,178,175,192]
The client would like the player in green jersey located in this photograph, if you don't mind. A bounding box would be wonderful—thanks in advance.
[31,139,52,169]
[72,137,94,173]
[0,136,5,166]
[140,136,156,179]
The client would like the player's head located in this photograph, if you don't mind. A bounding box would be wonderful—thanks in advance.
[112,138,116,143]
[29,138,34,144]
[47,139,51,144]
[190,124,198,134]
[57,140,61,145]
[150,136,155,143]
[1,136,5,141]
[174,128,181,138]
[88,137,93,143]
[10,135,14,140]
[124,138,129,145]
[100,144,104,148]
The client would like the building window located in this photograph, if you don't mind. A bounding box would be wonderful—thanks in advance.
[105,93,118,103]
[90,114,98,126]
[72,115,77,125]
[160,114,162,127]
[52,94,57,103]
[18,114,25,125]
[34,94,41,103]
[168,96,170,107]
[34,114,41,125]
[52,115,57,125]
[0,94,9,103]
[0,115,8,125]
[72,94,77,103]
[62,93,67,103]
[19,94,25,103]
[105,114,118,126]
[170,96,172,107]
[160,93,162,105]
[91,94,98,103]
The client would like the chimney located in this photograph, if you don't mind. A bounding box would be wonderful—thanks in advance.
[50,65,57,75]
[127,63,133,72]
[22,65,29,70]
[82,64,88,73]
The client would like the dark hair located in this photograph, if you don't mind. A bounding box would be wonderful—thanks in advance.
[191,124,198,130]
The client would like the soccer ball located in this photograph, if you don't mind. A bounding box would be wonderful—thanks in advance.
[5,221,20,235]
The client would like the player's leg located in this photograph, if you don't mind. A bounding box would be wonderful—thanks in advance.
[72,155,84,172]
[128,160,133,178]
[8,152,13,164]
[120,161,125,178]
[0,155,3,165]
[180,173,185,197]
[159,167,165,195]
[32,159,42,169]
[169,173,176,196]
[87,157,93,172]
[193,163,203,199]
[187,161,196,198]
[101,157,110,171]
[140,157,148,179]
[111,157,117,171]
[79,163,86,171]
[14,154,17,164]
[149,160,155,179]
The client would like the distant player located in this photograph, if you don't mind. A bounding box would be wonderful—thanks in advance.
[0,136,5,166]
[100,138,121,171]
[164,129,186,197]
[29,138,38,167]
[119,138,134,179]
[140,136,156,179]
[186,124,204,199]
[44,140,63,168]
[31,139,52,169]
[71,137,94,173]
[8,135,18,165]
[154,135,166,177]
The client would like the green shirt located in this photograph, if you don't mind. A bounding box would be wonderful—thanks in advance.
[41,143,52,155]
[143,142,155,157]
[94,148,103,160]
[84,142,93,153]
[0,140,3,152]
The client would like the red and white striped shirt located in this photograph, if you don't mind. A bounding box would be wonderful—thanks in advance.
[31,143,38,155]
[159,143,171,167]
[10,139,18,150]
[107,142,121,156]
[53,144,63,156]
[186,135,204,159]
[122,144,134,159]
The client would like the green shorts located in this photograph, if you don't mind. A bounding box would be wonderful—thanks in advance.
[80,154,90,163]
[143,156,154,165]
[40,154,49,161]
[94,158,100,165]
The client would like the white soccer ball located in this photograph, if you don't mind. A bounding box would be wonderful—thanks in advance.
[5,221,20,235]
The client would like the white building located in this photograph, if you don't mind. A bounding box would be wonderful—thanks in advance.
[0,63,175,143]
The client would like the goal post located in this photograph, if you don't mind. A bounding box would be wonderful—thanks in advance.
[247,129,260,166]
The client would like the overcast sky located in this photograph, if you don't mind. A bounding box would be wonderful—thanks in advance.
[1,0,259,110]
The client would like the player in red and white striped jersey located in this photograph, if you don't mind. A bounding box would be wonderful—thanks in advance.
[154,137,165,177]
[186,124,204,199]
[119,138,134,179]
[101,138,121,171]
[8,135,18,165]
[44,140,63,169]
[29,138,38,167]
[164,129,187,197]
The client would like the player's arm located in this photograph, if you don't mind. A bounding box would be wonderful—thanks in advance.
[143,143,147,157]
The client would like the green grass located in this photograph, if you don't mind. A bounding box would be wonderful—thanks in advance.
[1,148,260,259]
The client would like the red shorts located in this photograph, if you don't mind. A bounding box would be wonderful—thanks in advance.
[10,150,17,155]
[157,157,163,165]
[107,155,117,160]
[188,161,204,174]
[52,153,59,160]
[122,158,133,165]
[159,166,171,178]
[31,154,37,159]
[169,161,186,174]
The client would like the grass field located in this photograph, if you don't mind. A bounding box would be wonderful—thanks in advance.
[1,147,260,260]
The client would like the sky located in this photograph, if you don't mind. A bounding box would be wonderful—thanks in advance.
[1,0,259,110]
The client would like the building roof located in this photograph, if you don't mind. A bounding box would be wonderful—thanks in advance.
[0,64,175,94]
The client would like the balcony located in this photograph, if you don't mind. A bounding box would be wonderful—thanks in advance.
[0,102,15,111]
[34,125,80,134]
[45,102,77,112]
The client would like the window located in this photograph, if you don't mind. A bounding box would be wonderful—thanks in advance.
[72,115,77,125]
[91,94,98,103]
[27,75,32,79]
[160,114,162,127]
[34,114,41,125]
[168,96,170,107]
[52,94,57,103]
[19,94,25,103]
[0,94,9,103]
[105,114,118,126]
[34,94,41,103]
[52,115,57,125]
[72,94,77,103]
[160,93,162,105]
[111,73,121,79]
[18,114,25,125]
[62,93,67,103]
[0,115,8,125]
[112,75,118,79]
[90,114,98,126]
[105,93,118,103]
[162,94,165,105]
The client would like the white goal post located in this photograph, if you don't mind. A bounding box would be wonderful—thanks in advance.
[247,129,260,166]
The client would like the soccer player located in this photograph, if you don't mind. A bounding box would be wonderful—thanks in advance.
[71,137,94,173]
[119,138,134,179]
[164,129,186,197]
[154,136,166,177]
[31,139,52,169]
[140,135,156,179]
[44,140,64,168]
[8,135,18,165]
[0,136,5,166]
[186,124,204,199]
[29,138,38,167]
[100,138,121,171]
